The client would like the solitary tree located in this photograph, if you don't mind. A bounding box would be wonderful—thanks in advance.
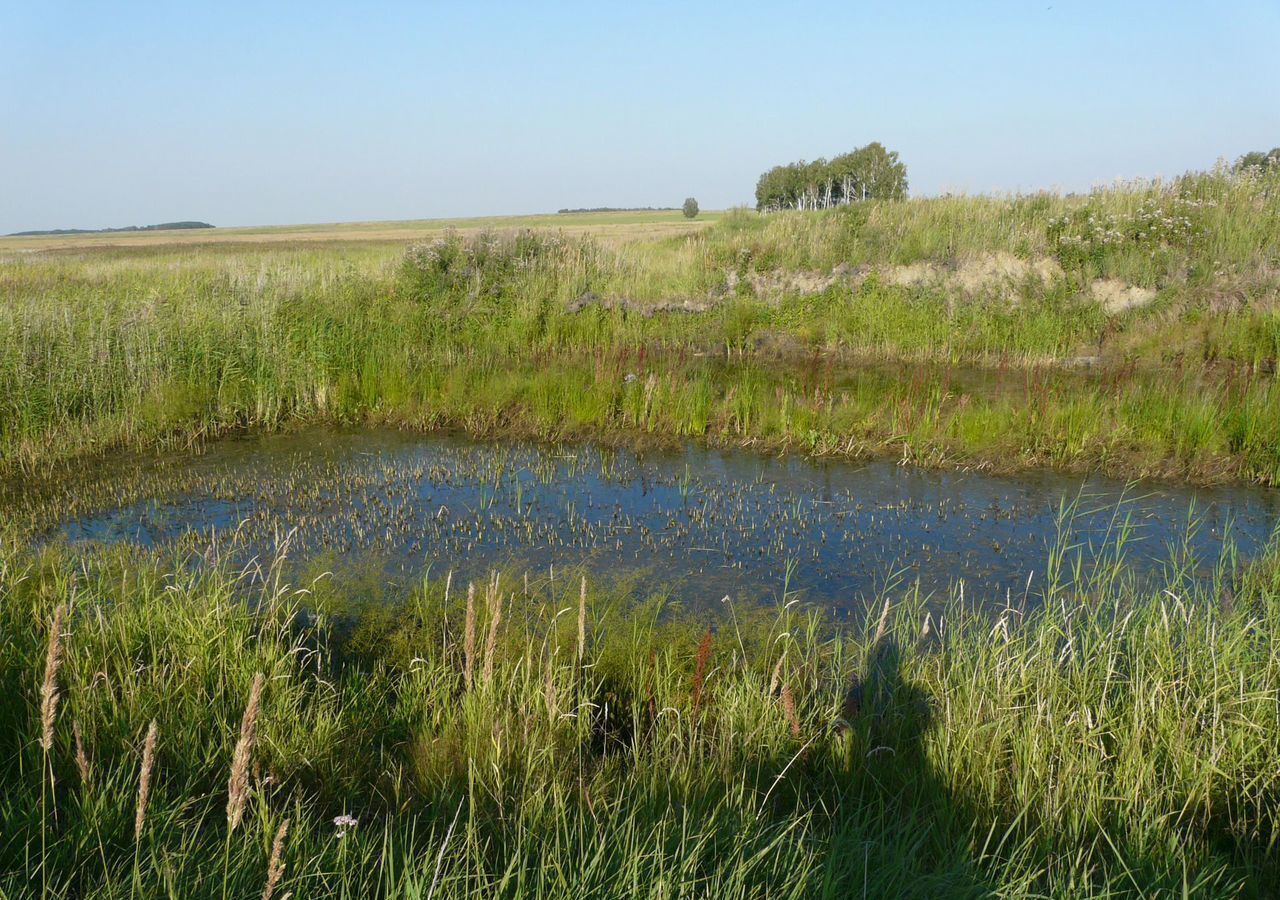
[682,197,699,219]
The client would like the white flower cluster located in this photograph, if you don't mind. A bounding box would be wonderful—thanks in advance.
[1049,195,1213,263]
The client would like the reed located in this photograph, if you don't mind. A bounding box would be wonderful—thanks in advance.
[463,583,476,690]
[261,818,289,900]
[0,535,1277,896]
[227,672,264,833]
[38,605,65,753]
[72,719,91,786]
[690,628,713,719]
[482,576,502,685]
[134,719,158,842]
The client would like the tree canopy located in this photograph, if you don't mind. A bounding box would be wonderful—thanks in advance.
[1235,148,1280,172]
[755,143,907,211]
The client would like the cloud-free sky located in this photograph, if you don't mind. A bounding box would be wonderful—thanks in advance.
[2,1,1276,232]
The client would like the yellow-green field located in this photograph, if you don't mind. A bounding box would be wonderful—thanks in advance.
[0,209,720,252]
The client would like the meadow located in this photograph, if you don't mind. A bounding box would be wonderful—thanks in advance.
[3,166,1280,897]
[2,167,1279,484]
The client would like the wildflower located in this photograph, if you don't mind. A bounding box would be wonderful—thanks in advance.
[333,814,358,838]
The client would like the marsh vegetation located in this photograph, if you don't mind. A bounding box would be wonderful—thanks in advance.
[3,164,1280,896]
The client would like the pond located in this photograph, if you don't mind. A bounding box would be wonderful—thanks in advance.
[5,427,1278,614]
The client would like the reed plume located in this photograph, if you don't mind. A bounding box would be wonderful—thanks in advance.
[261,818,290,900]
[73,719,91,786]
[872,598,892,649]
[768,653,785,697]
[691,628,713,718]
[780,683,802,739]
[39,605,66,753]
[482,575,502,684]
[227,672,264,833]
[135,719,158,841]
[577,576,587,664]
[463,582,476,690]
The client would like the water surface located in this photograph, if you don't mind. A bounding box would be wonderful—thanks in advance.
[7,428,1278,612]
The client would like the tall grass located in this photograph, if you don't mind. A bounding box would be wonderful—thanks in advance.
[2,524,1278,897]
[1,165,1277,481]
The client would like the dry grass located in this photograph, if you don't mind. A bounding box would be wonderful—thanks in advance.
[0,209,717,253]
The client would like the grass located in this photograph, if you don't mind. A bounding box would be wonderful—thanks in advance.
[3,523,1279,898]
[3,168,1280,895]
[2,166,1278,484]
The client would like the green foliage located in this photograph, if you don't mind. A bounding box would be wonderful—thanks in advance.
[1235,147,1280,172]
[755,142,908,210]
[682,197,699,219]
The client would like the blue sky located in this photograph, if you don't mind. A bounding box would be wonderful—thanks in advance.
[2,1,1277,232]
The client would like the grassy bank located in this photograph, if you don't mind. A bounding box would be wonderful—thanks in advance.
[2,166,1278,482]
[3,533,1279,897]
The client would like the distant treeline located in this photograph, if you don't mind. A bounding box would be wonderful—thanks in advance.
[8,221,214,237]
[755,142,907,211]
[556,207,677,214]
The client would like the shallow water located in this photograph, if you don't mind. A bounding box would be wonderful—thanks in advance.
[7,428,1279,612]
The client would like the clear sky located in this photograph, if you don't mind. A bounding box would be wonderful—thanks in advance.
[2,1,1277,232]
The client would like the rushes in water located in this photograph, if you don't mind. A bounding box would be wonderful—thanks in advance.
[482,575,502,684]
[39,605,66,753]
[261,818,289,900]
[135,719,158,841]
[227,672,265,833]
[463,583,476,690]
[73,720,91,786]
[691,628,713,718]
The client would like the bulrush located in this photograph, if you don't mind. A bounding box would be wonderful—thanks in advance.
[227,673,264,833]
[39,605,66,753]
[135,719,158,841]
[261,818,290,900]
[691,628,713,719]
[482,574,502,684]
[463,583,476,690]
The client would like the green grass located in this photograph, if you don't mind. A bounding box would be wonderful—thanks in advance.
[0,165,1277,482]
[3,525,1279,898]
[4,167,1280,895]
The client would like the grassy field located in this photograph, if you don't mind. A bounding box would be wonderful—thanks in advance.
[3,168,1280,896]
[0,209,718,252]
[2,166,1278,483]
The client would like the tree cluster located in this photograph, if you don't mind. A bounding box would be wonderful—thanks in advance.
[754,143,907,211]
[1235,148,1280,172]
